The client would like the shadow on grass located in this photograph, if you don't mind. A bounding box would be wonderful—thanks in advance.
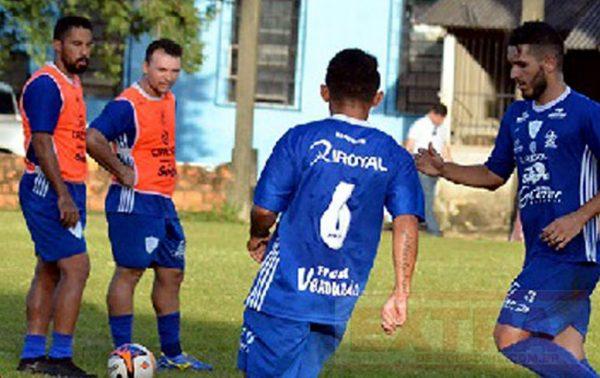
[322,346,530,377]
[0,293,243,378]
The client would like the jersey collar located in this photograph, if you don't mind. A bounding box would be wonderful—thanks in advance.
[47,62,77,86]
[531,86,571,113]
[329,113,373,128]
[133,82,165,101]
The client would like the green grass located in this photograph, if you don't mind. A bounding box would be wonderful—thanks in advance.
[1,210,598,377]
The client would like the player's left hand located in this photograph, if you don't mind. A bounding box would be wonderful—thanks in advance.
[380,292,408,335]
[247,236,270,263]
[540,212,587,250]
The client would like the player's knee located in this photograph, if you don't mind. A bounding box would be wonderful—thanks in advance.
[493,325,529,350]
[115,268,145,287]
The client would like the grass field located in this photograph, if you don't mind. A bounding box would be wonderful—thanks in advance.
[2,210,599,377]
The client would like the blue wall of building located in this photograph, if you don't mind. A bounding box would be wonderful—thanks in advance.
[105,0,418,169]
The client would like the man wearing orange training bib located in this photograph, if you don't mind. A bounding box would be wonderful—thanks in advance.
[87,39,212,372]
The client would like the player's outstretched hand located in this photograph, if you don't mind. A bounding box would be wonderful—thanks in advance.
[380,292,408,335]
[540,212,586,250]
[58,193,80,228]
[247,236,270,263]
[415,143,444,177]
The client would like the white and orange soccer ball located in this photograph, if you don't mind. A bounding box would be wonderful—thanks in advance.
[107,343,156,378]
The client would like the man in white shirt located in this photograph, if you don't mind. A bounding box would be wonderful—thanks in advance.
[405,103,451,236]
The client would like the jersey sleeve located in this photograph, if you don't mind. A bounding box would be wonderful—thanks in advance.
[22,75,62,134]
[484,106,516,181]
[254,130,298,213]
[89,99,135,142]
[581,100,600,158]
[385,144,425,220]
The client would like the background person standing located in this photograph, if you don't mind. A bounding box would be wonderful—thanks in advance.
[405,103,451,236]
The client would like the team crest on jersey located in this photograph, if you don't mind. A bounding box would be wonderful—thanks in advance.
[548,108,567,120]
[528,120,543,139]
[516,111,529,123]
[545,130,558,149]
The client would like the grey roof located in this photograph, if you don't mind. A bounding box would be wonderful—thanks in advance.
[565,1,600,50]
[418,0,596,33]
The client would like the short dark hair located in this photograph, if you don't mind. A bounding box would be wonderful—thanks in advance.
[430,103,447,116]
[145,39,183,63]
[509,21,564,68]
[325,48,380,103]
[53,16,92,41]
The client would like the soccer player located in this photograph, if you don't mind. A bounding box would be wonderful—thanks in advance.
[238,48,424,377]
[416,22,600,376]
[16,16,94,377]
[86,39,212,372]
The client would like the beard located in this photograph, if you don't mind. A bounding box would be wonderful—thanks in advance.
[63,57,90,75]
[522,69,547,100]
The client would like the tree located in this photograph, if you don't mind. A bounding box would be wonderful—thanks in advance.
[0,0,218,88]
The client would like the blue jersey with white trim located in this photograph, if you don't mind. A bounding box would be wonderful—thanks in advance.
[245,114,424,324]
[485,88,600,264]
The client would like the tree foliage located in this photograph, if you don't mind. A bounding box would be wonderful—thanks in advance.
[0,0,217,83]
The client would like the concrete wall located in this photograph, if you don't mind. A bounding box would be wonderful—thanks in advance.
[0,153,232,213]
[435,145,515,235]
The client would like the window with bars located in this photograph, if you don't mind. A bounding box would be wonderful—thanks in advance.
[397,0,443,115]
[228,0,300,105]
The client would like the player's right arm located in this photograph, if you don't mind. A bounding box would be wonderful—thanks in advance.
[24,76,79,228]
[381,146,425,335]
[416,145,506,190]
[381,214,419,335]
[86,101,135,187]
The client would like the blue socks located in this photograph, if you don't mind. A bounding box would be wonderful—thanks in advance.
[48,332,73,359]
[501,337,596,377]
[21,334,46,359]
[110,312,182,357]
[109,314,133,348]
[157,312,182,357]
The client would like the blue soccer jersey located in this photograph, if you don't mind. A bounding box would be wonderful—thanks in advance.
[245,114,424,324]
[486,88,600,264]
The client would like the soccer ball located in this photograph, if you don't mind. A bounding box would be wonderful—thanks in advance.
[108,343,156,378]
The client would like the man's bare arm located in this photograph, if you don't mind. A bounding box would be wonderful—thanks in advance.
[86,128,134,187]
[381,214,419,335]
[31,132,79,228]
[247,205,278,263]
[416,144,506,190]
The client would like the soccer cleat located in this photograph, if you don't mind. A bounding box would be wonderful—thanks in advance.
[44,358,97,377]
[157,352,213,371]
[17,356,48,374]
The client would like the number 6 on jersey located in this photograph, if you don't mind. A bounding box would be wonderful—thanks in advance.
[320,181,355,250]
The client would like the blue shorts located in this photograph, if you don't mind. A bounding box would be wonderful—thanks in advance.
[107,213,185,270]
[497,255,600,337]
[238,309,346,378]
[19,173,87,262]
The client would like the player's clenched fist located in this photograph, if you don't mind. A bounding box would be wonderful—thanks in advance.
[247,236,270,263]
[380,292,408,335]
